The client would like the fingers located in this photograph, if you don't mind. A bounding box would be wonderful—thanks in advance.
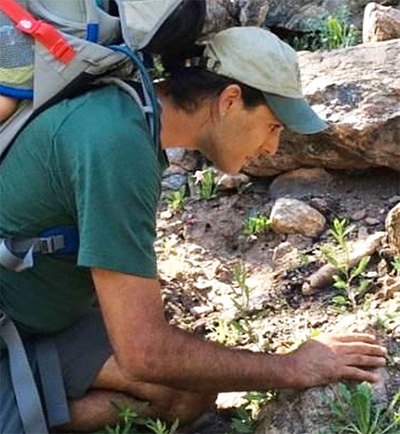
[341,342,388,357]
[333,333,378,344]
[344,354,386,368]
[341,367,381,383]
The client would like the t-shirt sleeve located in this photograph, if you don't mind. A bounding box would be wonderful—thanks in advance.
[53,91,161,277]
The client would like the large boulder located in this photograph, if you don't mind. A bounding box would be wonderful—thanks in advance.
[265,0,398,32]
[202,0,269,37]
[245,39,400,177]
[363,2,400,43]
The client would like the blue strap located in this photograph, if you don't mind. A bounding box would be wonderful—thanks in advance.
[0,85,33,100]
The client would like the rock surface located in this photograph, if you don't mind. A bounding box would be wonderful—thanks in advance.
[363,2,400,43]
[270,198,326,237]
[386,203,400,254]
[265,0,398,32]
[245,39,400,176]
[202,0,269,37]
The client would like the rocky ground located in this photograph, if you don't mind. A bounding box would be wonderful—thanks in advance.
[156,166,400,434]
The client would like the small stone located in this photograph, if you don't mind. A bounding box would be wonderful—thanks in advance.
[365,217,380,225]
[160,210,173,220]
[352,209,367,221]
[358,226,369,239]
[386,203,400,253]
[389,195,400,204]
[216,172,251,191]
[190,305,214,317]
[165,148,201,171]
[270,198,326,237]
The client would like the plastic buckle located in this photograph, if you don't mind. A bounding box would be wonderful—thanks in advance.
[39,238,55,254]
[17,19,75,63]
[0,311,8,327]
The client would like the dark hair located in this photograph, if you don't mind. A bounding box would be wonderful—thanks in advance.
[162,67,267,113]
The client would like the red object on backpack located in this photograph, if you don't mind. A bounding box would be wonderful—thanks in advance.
[0,0,75,63]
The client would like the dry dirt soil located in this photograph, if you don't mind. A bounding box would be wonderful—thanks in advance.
[155,167,400,434]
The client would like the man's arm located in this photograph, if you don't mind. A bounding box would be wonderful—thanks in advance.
[92,269,387,393]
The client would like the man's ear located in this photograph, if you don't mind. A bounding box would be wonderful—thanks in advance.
[217,84,243,117]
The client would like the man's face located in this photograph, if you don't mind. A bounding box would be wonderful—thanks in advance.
[197,86,284,174]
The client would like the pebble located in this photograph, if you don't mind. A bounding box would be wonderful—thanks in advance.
[358,226,369,239]
[352,209,367,221]
[160,210,173,220]
[190,305,214,317]
[389,195,400,204]
[365,217,380,225]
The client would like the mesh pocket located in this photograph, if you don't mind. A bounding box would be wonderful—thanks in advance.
[0,12,34,87]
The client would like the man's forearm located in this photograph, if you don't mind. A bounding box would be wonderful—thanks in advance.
[125,323,294,393]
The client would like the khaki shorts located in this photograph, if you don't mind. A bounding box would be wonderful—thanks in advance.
[0,308,112,434]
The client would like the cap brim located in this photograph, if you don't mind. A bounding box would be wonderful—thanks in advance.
[263,93,328,134]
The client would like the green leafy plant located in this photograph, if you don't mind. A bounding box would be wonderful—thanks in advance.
[242,212,271,237]
[231,262,252,312]
[329,383,400,434]
[292,6,359,52]
[231,392,275,434]
[143,418,179,434]
[320,218,372,310]
[230,263,265,348]
[166,187,186,213]
[194,168,218,201]
[98,403,179,434]
[391,255,400,275]
[208,317,241,347]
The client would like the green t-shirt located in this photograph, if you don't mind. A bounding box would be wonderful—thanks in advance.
[0,85,166,335]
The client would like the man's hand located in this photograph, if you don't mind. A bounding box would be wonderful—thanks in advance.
[286,333,387,389]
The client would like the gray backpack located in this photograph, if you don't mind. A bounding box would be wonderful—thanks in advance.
[0,0,206,157]
[0,2,205,433]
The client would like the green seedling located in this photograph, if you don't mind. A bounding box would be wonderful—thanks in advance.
[391,255,400,275]
[231,392,275,434]
[143,418,179,434]
[194,167,218,201]
[98,402,179,434]
[321,218,372,310]
[242,212,271,237]
[232,262,252,312]
[166,187,186,213]
[329,383,400,434]
[230,262,265,348]
[208,318,241,347]
[293,6,359,52]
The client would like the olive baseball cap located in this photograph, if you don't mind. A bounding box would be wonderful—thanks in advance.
[201,27,327,134]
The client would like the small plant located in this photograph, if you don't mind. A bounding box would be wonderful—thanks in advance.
[231,392,275,434]
[391,255,400,275]
[232,262,252,312]
[208,318,241,347]
[292,6,359,52]
[166,187,186,213]
[194,167,218,201]
[242,212,271,237]
[98,402,180,434]
[329,383,400,434]
[320,218,372,310]
[143,418,179,434]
